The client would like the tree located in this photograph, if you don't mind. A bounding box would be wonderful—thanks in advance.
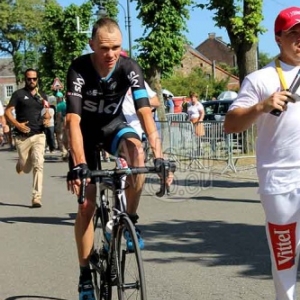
[134,0,192,120]
[0,0,45,84]
[161,67,228,99]
[38,0,93,93]
[258,51,274,69]
[196,0,265,83]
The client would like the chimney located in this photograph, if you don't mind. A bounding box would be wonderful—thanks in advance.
[216,36,222,41]
[208,33,216,39]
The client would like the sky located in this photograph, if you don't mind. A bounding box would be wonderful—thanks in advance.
[58,0,296,57]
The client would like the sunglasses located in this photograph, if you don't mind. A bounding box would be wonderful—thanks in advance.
[26,77,37,81]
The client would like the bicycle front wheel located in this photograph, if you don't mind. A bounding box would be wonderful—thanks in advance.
[91,187,113,300]
[115,215,147,300]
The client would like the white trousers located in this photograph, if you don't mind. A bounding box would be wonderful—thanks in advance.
[261,188,300,300]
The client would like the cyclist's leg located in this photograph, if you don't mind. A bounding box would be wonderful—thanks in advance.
[118,137,145,214]
[76,184,97,300]
[102,121,145,249]
[71,144,98,299]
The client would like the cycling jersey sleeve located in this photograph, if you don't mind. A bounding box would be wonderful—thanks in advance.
[127,59,150,110]
[66,64,84,116]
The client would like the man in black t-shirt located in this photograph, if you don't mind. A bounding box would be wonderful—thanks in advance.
[66,17,164,300]
[5,68,50,208]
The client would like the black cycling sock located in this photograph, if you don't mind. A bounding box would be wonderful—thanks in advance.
[128,213,139,224]
[79,265,92,283]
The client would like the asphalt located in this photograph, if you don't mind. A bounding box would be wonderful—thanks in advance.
[0,145,292,300]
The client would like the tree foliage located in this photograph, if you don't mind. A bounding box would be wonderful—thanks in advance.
[196,0,265,83]
[0,0,45,83]
[162,67,229,99]
[133,0,192,120]
[258,51,274,69]
[38,0,93,93]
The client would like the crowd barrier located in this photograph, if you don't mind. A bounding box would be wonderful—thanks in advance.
[155,113,256,173]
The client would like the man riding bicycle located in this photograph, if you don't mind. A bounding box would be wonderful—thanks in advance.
[65,17,164,300]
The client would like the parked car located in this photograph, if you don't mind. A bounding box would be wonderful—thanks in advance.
[202,99,235,121]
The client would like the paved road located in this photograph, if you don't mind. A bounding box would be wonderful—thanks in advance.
[0,146,284,300]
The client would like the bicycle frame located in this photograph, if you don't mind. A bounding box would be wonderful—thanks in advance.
[80,149,176,300]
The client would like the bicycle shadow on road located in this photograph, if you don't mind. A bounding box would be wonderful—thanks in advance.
[141,219,272,278]
[5,296,68,300]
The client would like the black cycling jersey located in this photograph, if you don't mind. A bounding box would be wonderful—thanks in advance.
[66,54,150,136]
[7,88,48,136]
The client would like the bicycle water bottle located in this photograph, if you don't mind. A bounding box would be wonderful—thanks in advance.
[105,219,113,246]
[105,219,113,234]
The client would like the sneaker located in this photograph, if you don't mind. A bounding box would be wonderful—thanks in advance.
[124,227,144,251]
[78,280,95,300]
[166,187,171,196]
[32,197,42,208]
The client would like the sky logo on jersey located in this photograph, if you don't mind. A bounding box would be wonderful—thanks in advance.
[268,222,296,271]
[73,77,84,93]
[127,71,140,88]
[83,99,118,114]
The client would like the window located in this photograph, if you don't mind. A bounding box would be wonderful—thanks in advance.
[6,85,14,97]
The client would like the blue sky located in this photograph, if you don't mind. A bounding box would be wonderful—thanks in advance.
[58,0,295,57]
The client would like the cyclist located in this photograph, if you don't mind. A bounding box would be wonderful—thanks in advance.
[65,17,164,300]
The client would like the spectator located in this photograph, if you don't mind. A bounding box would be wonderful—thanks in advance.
[5,68,50,208]
[164,94,174,113]
[0,101,9,145]
[55,91,68,160]
[224,6,300,300]
[181,97,190,114]
[187,92,205,137]
[42,105,56,153]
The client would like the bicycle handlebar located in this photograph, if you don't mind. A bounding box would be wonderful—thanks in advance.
[77,160,176,204]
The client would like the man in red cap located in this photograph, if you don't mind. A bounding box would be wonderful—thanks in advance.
[225,6,300,300]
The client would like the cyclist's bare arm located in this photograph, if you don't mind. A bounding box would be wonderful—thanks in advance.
[137,106,163,158]
[66,113,86,165]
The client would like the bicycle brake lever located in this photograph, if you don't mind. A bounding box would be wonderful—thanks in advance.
[156,162,167,197]
[78,177,87,204]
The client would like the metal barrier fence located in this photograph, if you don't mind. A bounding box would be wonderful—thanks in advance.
[156,116,257,173]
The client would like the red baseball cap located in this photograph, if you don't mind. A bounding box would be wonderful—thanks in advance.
[275,6,300,34]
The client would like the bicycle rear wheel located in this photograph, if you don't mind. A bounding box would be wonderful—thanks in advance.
[115,215,147,300]
[91,187,113,300]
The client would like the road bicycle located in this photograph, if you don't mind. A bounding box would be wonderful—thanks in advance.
[78,147,176,300]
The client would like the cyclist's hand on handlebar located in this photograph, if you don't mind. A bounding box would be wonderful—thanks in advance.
[153,158,165,174]
[67,163,91,195]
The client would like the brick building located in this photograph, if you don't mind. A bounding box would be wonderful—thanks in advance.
[196,32,237,68]
[0,58,17,105]
[177,45,239,90]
